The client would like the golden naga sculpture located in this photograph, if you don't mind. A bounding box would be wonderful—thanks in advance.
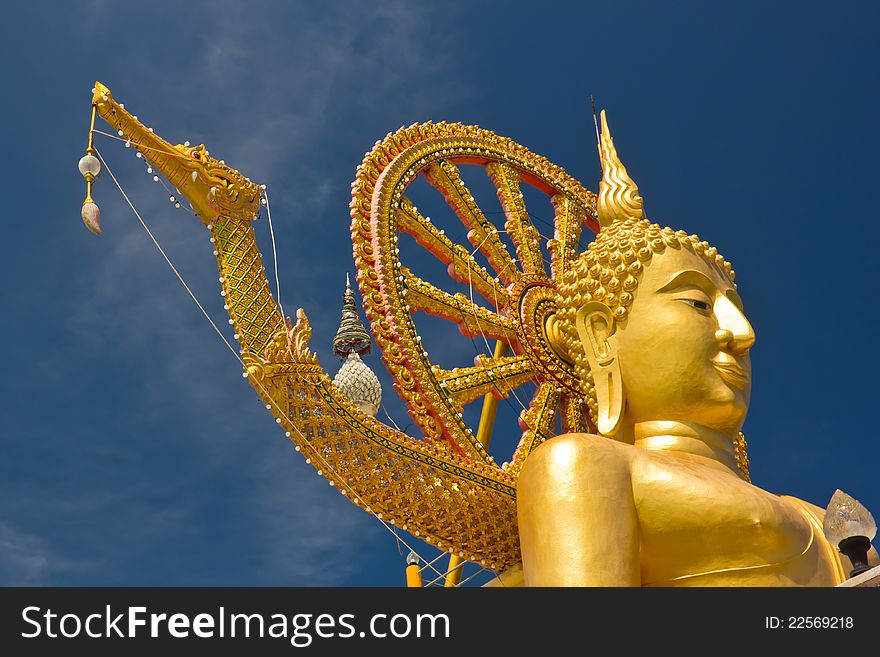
[82,82,877,586]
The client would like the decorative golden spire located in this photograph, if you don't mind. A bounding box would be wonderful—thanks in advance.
[597,110,645,227]
[332,273,373,357]
[332,275,382,417]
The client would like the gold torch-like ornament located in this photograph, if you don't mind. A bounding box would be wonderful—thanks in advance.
[405,551,422,588]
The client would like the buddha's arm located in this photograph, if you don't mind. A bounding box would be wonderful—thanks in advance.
[517,434,640,586]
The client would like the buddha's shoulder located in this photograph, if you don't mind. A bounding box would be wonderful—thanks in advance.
[519,433,635,479]
[517,434,634,497]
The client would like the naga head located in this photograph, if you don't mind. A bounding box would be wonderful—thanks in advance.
[91,81,262,225]
[553,112,755,440]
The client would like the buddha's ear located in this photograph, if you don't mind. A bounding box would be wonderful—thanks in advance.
[575,302,624,437]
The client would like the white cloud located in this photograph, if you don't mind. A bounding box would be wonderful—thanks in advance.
[0,522,68,585]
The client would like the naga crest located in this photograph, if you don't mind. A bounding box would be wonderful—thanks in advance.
[91,82,262,223]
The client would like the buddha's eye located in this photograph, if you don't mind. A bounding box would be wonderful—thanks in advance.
[678,298,711,312]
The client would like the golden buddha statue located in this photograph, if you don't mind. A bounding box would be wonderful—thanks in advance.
[516,112,878,586]
[83,83,876,587]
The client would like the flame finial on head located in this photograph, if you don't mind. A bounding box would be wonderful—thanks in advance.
[597,110,645,228]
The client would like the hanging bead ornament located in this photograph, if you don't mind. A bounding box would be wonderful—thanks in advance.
[79,103,101,235]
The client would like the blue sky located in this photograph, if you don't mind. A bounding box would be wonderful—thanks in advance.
[1,1,878,585]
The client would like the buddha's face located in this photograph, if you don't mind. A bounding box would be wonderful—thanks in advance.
[611,246,755,434]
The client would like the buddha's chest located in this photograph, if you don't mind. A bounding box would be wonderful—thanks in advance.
[630,453,838,585]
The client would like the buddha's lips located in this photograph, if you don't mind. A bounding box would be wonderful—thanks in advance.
[712,361,750,388]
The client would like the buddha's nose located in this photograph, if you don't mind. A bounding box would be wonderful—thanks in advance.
[715,299,755,356]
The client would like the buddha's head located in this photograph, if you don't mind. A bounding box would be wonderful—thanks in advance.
[553,112,755,440]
